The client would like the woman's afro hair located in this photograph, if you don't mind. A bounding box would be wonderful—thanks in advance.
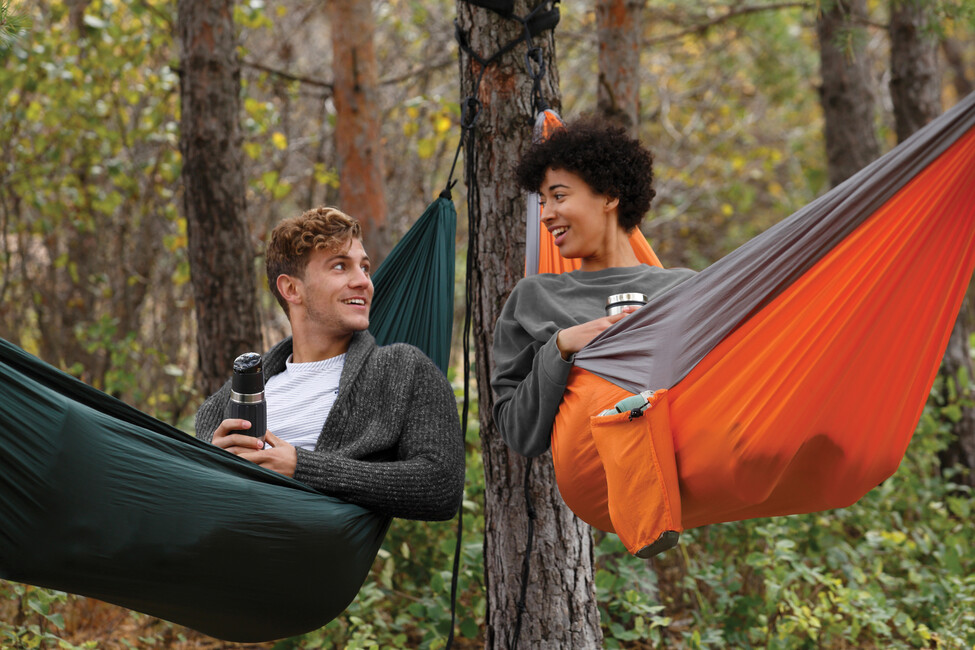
[515,116,656,232]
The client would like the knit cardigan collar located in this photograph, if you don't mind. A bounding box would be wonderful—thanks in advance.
[263,329,375,394]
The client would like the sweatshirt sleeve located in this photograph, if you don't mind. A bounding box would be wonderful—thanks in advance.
[491,285,574,457]
[292,348,465,521]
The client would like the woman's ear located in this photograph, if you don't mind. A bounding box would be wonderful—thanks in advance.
[604,195,620,212]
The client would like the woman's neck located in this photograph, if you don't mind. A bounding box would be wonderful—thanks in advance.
[579,230,641,272]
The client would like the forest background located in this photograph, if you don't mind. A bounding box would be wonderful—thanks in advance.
[1,0,975,648]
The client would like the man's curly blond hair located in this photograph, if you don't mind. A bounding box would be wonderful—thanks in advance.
[266,206,362,316]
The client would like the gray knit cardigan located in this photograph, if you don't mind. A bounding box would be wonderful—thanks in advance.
[195,330,465,521]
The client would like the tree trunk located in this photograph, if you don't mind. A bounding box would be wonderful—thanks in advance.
[816,0,880,187]
[326,0,391,264]
[889,0,941,142]
[596,0,643,134]
[178,0,262,397]
[941,36,974,98]
[456,2,603,648]
[888,0,975,485]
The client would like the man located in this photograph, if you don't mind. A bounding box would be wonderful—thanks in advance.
[195,206,464,521]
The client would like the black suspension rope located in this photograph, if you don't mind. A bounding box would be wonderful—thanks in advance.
[508,457,537,650]
[443,88,481,650]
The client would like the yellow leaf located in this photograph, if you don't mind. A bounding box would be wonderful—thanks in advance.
[417,138,435,159]
[272,180,292,199]
[26,101,42,122]
[243,142,262,160]
[434,115,452,134]
[721,203,734,216]
[314,164,340,188]
[244,97,262,117]
[271,132,287,150]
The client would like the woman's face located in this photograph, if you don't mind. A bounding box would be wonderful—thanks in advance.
[538,168,621,263]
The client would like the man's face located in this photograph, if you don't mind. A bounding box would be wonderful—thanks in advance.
[296,238,373,337]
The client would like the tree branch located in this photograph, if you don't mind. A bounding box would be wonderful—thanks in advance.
[645,2,813,46]
[241,59,334,91]
[378,55,456,86]
[240,54,455,94]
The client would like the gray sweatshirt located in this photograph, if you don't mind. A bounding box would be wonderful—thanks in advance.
[491,264,695,457]
[196,330,465,521]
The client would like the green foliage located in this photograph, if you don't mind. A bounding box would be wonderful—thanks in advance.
[0,582,96,649]
[0,0,29,52]
[0,0,195,420]
[623,1,825,268]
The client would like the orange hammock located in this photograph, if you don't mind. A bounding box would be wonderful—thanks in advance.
[532,94,975,557]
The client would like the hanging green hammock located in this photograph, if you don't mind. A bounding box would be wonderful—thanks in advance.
[0,196,457,642]
[370,195,457,373]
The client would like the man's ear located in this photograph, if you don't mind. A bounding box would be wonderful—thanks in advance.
[276,274,302,308]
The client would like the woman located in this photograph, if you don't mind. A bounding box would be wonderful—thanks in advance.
[492,118,695,460]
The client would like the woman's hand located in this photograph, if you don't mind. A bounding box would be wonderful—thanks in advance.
[556,306,638,360]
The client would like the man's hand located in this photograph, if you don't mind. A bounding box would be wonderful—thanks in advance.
[211,418,265,455]
[239,432,297,478]
[556,305,638,360]
[211,420,297,478]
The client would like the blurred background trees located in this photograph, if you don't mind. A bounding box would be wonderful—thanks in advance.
[2,0,974,647]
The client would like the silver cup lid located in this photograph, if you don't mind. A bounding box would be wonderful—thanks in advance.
[606,292,649,305]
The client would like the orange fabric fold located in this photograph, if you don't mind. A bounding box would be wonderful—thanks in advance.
[551,372,681,554]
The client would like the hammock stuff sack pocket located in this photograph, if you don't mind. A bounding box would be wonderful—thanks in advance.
[541,91,975,556]
[0,196,458,642]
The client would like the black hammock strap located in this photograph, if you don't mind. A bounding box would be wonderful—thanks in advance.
[453,1,561,71]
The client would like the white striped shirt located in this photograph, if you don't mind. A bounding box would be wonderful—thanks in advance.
[264,353,345,450]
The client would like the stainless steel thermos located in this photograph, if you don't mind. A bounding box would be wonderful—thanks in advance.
[229,352,267,442]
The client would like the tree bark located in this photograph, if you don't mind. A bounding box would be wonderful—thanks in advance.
[889,0,941,143]
[326,0,391,264]
[596,0,644,135]
[456,2,603,647]
[941,36,974,99]
[178,0,263,397]
[816,0,880,187]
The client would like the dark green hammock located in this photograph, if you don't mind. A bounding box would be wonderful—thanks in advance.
[0,197,457,642]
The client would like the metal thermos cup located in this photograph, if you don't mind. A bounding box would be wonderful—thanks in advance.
[229,352,267,441]
[606,292,649,316]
